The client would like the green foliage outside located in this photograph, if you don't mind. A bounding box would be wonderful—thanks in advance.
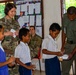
[0,3,5,19]
[65,0,76,10]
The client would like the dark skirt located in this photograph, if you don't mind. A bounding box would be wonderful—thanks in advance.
[19,62,32,75]
[45,56,61,75]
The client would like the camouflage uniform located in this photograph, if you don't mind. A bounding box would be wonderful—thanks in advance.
[62,14,76,75]
[0,17,20,75]
[28,34,42,59]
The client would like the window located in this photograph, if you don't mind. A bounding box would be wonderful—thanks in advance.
[62,0,76,14]
[65,0,76,10]
[0,0,13,19]
[0,3,5,18]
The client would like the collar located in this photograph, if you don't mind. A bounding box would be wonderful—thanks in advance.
[20,41,28,46]
[0,41,1,45]
[0,41,4,52]
[47,35,57,44]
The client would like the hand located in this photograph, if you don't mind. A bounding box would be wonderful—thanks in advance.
[61,50,65,55]
[7,56,15,64]
[61,47,65,53]
[4,31,13,36]
[14,30,19,36]
[8,63,15,67]
[57,52,63,56]
[26,65,36,70]
[68,53,73,60]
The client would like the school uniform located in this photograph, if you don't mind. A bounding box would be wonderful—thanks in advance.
[42,35,61,75]
[14,41,32,75]
[0,41,9,75]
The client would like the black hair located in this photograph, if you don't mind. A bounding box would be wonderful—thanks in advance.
[4,3,16,15]
[0,25,3,32]
[19,28,29,40]
[67,6,76,15]
[49,23,61,31]
[30,26,35,30]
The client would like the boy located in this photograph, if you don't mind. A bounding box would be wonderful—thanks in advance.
[14,28,35,75]
[0,25,15,75]
[42,23,63,75]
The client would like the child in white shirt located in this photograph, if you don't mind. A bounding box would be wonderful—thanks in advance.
[14,28,35,75]
[42,23,63,75]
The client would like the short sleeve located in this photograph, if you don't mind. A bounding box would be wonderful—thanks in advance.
[42,39,48,50]
[14,46,21,58]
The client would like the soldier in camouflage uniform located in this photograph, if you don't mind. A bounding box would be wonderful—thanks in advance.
[28,26,42,59]
[0,3,20,75]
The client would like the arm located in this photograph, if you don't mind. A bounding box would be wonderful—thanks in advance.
[61,29,66,52]
[61,14,67,52]
[68,47,76,59]
[4,29,19,37]
[15,58,35,70]
[0,57,15,67]
[42,49,63,56]
[4,31,13,36]
[0,61,9,67]
[4,19,20,37]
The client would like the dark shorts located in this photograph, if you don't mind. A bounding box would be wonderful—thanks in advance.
[45,56,61,75]
[19,62,32,75]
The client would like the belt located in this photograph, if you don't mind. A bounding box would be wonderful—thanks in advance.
[67,40,76,44]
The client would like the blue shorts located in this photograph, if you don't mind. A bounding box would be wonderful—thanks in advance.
[19,62,32,75]
[45,56,61,75]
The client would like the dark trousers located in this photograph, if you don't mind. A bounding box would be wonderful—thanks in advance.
[61,43,76,75]
[19,62,32,75]
[45,56,61,75]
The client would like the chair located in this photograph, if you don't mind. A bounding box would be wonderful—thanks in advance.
[71,60,75,75]
[37,48,42,72]
[33,48,42,72]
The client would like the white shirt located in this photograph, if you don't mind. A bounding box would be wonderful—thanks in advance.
[42,35,59,59]
[14,41,31,64]
[0,41,4,52]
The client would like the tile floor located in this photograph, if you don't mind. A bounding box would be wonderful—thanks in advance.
[34,70,74,75]
[34,70,45,75]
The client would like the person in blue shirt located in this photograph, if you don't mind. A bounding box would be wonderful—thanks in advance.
[0,25,15,75]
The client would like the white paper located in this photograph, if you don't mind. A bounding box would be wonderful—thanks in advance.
[33,0,41,1]
[10,29,16,38]
[23,16,29,23]
[18,16,25,28]
[29,16,35,26]
[25,11,28,16]
[16,1,21,4]
[21,4,27,12]
[36,27,42,37]
[36,15,42,26]
[60,54,68,60]
[16,5,20,15]
[35,3,40,14]
[29,0,33,1]
[29,3,34,14]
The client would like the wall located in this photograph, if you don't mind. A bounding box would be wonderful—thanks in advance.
[38,0,62,71]
[43,0,62,49]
